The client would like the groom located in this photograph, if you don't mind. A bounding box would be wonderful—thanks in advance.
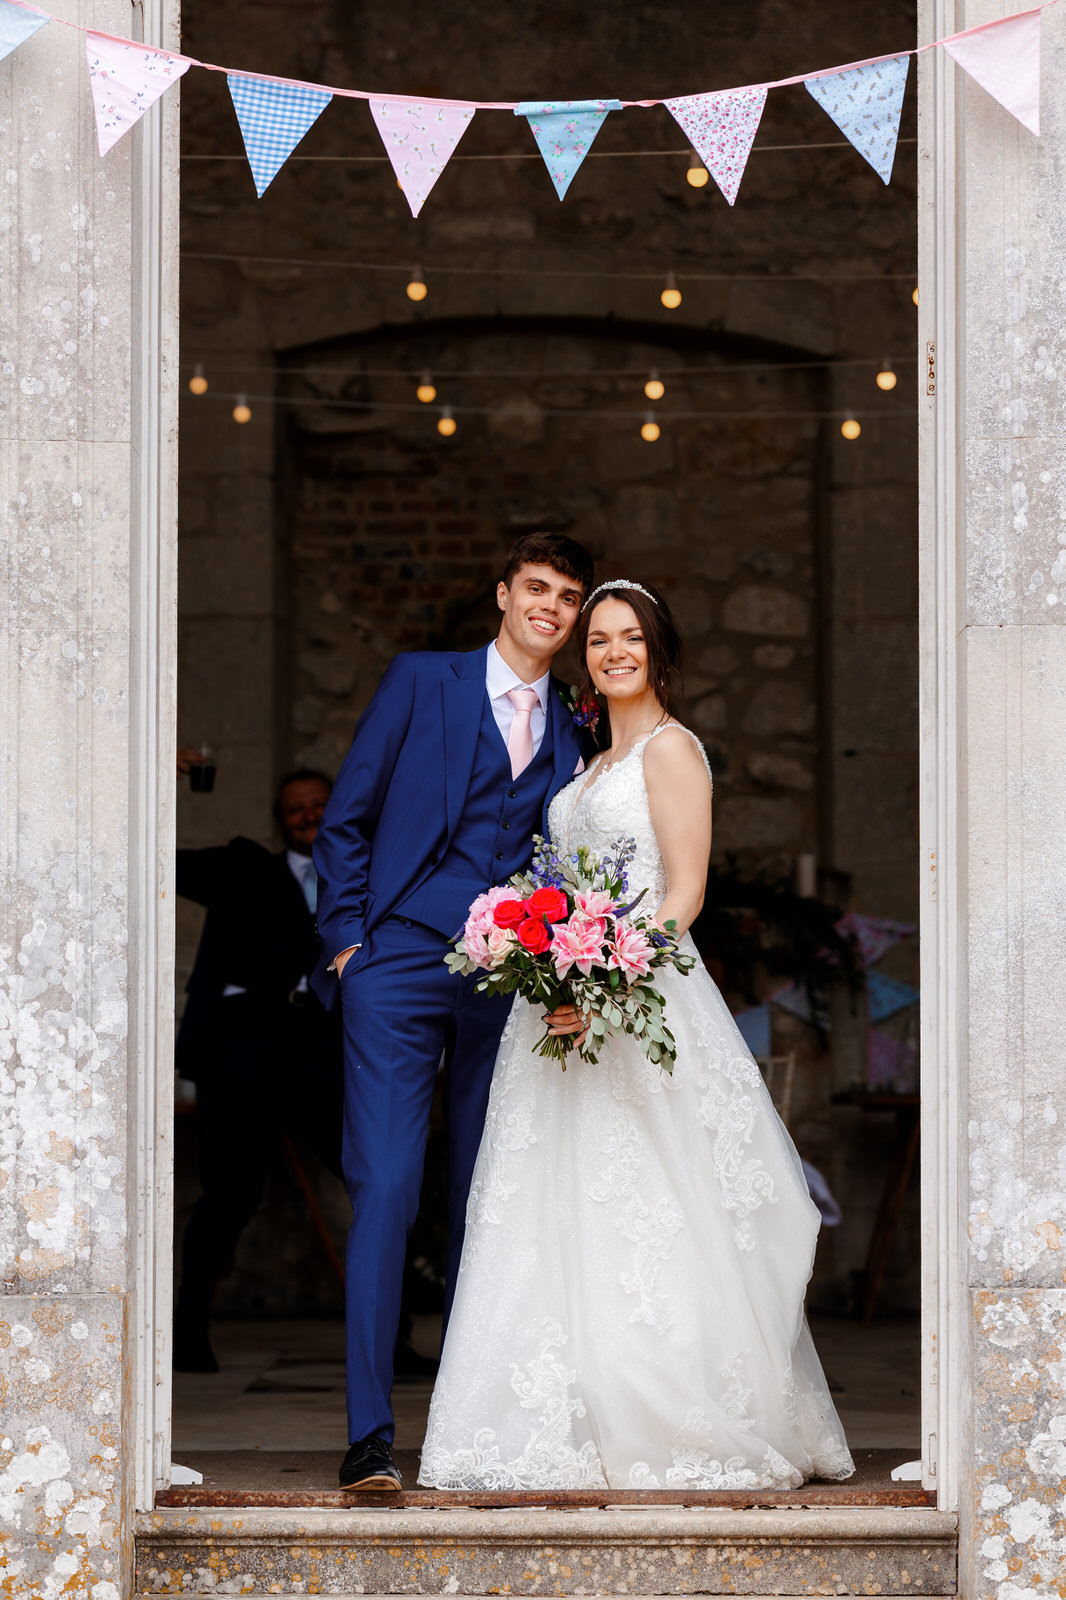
[312,531,594,1490]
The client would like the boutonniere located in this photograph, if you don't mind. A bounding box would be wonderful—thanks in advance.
[559,684,601,734]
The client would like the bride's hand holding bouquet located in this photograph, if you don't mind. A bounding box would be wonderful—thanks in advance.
[445,834,696,1072]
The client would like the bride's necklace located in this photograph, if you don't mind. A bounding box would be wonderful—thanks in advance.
[598,716,670,773]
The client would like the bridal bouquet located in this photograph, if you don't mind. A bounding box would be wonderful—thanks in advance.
[446,836,696,1072]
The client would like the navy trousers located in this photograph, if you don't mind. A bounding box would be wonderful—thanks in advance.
[338,914,513,1445]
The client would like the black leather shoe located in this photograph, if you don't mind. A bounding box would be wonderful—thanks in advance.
[392,1340,440,1382]
[339,1435,402,1492]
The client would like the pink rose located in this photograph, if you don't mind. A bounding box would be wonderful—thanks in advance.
[607,920,654,981]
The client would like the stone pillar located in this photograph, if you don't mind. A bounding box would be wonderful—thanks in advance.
[923,0,1066,1590]
[0,0,178,1593]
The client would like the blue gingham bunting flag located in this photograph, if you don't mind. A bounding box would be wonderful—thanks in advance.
[228,74,332,197]
[805,55,910,185]
[0,0,47,64]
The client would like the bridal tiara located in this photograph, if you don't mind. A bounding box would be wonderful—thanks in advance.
[581,578,660,614]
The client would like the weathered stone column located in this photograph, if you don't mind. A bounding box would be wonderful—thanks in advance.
[922,1,1066,1592]
[0,0,178,1593]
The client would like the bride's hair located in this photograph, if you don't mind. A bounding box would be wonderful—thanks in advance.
[576,582,683,733]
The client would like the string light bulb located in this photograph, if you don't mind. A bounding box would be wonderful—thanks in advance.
[912,286,919,306]
[437,406,457,437]
[644,369,665,401]
[188,363,208,396]
[416,370,437,403]
[686,152,709,188]
[406,266,428,302]
[876,357,897,392]
[660,271,682,310]
[641,412,661,443]
[840,418,861,441]
[232,394,252,424]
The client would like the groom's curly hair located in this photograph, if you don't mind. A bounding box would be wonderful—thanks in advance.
[502,532,594,595]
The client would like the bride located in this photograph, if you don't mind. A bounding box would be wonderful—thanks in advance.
[419,579,854,1491]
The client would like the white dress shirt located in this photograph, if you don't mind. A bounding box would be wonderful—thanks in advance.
[485,640,550,756]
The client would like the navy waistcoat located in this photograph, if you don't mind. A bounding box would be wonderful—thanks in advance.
[396,691,554,938]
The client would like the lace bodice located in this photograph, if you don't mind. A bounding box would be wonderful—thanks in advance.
[547,722,712,907]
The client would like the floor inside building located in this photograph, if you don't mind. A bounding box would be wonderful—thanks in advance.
[168,1311,924,1504]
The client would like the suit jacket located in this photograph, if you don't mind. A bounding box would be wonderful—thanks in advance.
[175,838,323,1078]
[311,644,585,1001]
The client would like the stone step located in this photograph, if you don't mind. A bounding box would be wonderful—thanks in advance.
[134,1505,958,1595]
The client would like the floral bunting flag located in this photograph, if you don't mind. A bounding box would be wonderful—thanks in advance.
[0,0,48,65]
[369,99,475,218]
[664,85,768,205]
[943,8,1041,136]
[514,99,623,199]
[866,971,919,1024]
[86,34,190,157]
[228,75,332,197]
[805,55,910,184]
[836,911,914,970]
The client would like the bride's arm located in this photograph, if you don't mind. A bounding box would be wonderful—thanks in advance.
[644,729,713,937]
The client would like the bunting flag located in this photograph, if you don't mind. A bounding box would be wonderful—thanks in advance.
[836,911,915,970]
[86,35,190,157]
[943,8,1041,135]
[770,981,829,1032]
[805,55,910,184]
[514,98,623,199]
[868,1027,918,1088]
[663,85,768,205]
[0,0,47,65]
[867,971,919,1024]
[228,75,332,197]
[369,99,475,218]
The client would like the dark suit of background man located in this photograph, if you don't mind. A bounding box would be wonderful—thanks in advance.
[172,766,344,1373]
[311,531,595,1491]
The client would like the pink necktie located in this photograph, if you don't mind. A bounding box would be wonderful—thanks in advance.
[507,687,539,779]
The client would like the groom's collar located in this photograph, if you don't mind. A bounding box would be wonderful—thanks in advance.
[485,640,550,711]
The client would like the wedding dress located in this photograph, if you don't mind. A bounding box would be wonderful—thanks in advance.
[419,723,854,1490]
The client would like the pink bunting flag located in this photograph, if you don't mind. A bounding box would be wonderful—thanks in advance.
[664,86,768,206]
[369,99,475,218]
[86,33,190,156]
[943,8,1041,136]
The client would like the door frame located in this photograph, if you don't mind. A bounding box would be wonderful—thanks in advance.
[129,0,963,1513]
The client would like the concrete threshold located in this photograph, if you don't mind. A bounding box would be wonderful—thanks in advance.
[135,1504,958,1596]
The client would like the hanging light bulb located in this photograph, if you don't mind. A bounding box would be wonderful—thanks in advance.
[686,151,709,188]
[876,357,897,392]
[644,369,665,401]
[188,363,208,396]
[232,394,252,424]
[912,286,919,307]
[406,266,428,302]
[416,369,437,403]
[641,412,661,443]
[660,271,682,310]
[840,418,861,440]
[437,406,457,437]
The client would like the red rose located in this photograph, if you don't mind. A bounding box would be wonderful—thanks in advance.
[526,886,569,923]
[516,917,552,955]
[493,898,528,929]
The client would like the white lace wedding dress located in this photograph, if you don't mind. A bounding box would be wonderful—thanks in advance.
[419,724,854,1490]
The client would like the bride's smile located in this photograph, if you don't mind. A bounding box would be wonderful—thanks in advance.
[586,598,651,703]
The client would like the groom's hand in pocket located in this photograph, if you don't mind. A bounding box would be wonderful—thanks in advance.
[544,1004,589,1046]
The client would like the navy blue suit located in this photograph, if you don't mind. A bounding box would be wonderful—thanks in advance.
[312,644,583,1444]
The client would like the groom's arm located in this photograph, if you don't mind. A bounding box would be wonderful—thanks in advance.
[312,654,418,963]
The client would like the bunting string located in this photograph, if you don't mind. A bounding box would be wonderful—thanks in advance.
[0,0,1052,208]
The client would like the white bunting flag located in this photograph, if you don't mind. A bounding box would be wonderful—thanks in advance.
[369,99,475,218]
[86,34,190,157]
[228,75,333,197]
[943,8,1041,135]
[0,0,48,65]
[663,86,768,206]
[805,55,910,185]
